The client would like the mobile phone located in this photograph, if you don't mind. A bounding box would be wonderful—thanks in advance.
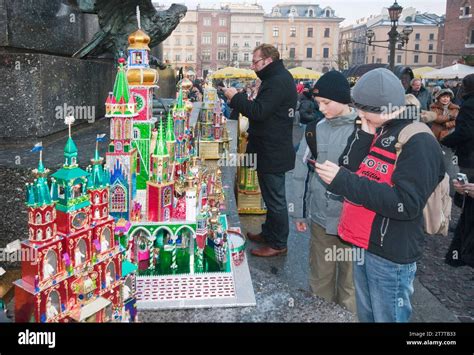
[457,173,469,185]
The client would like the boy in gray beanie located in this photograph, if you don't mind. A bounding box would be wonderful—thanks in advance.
[315,69,445,322]
[292,70,357,313]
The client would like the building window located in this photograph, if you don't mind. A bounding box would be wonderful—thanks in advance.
[244,41,250,48]
[186,53,193,61]
[273,27,279,37]
[376,58,382,64]
[372,55,375,63]
[175,37,181,46]
[471,29,474,44]
[232,52,238,61]
[429,43,434,51]
[306,48,312,58]
[415,33,420,40]
[187,25,193,33]
[414,55,419,63]
[203,17,211,26]
[323,47,329,58]
[326,9,331,17]
[201,50,211,61]
[290,27,296,37]
[218,34,227,45]
[397,44,402,49]
[256,41,261,47]
[289,48,296,59]
[219,18,226,26]
[415,43,419,51]
[429,33,435,41]
[397,54,402,63]
[307,27,313,37]
[217,50,227,61]
[324,28,330,37]
[428,55,433,63]
[461,5,471,17]
[202,33,211,44]
[244,52,249,62]
[187,37,193,46]
[175,54,181,62]
[308,9,314,17]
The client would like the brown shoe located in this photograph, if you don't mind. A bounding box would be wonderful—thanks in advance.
[250,246,288,257]
[246,232,266,243]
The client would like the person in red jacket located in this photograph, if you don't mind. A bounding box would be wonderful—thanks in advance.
[315,69,445,322]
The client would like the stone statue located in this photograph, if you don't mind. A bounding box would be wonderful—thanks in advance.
[70,0,187,63]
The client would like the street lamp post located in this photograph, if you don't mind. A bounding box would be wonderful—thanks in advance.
[366,1,413,72]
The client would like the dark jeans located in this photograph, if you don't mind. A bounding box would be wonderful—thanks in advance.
[257,172,289,250]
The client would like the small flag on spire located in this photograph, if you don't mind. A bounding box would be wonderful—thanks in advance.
[64,115,75,126]
[31,142,43,152]
[96,133,107,142]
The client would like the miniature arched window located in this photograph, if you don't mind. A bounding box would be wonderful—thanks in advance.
[163,186,172,206]
[103,191,108,203]
[46,227,52,239]
[125,119,131,138]
[94,194,100,204]
[123,276,133,300]
[111,185,126,212]
[103,207,108,217]
[71,157,77,165]
[36,213,42,224]
[133,127,140,140]
[308,8,314,17]
[115,141,123,152]
[72,183,83,198]
[105,262,116,287]
[115,119,122,140]
[326,9,331,17]
[110,122,115,139]
[37,229,42,240]
[44,250,58,279]
[75,239,87,265]
[58,186,65,199]
[101,227,112,252]
[45,211,51,222]
[46,290,60,320]
[290,7,297,16]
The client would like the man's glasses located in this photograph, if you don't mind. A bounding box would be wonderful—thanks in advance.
[251,58,265,65]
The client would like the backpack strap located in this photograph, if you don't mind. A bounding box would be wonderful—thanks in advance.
[395,122,435,159]
[305,120,318,159]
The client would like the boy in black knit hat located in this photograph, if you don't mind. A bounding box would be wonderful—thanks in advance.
[292,70,357,313]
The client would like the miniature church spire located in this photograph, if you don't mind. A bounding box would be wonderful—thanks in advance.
[155,115,168,157]
[63,116,78,167]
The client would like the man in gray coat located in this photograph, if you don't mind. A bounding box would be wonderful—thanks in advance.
[406,78,432,111]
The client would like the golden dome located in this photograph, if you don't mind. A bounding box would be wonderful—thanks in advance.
[128,29,151,50]
[127,67,158,86]
[180,77,193,91]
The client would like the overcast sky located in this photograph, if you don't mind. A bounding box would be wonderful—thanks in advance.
[156,0,446,25]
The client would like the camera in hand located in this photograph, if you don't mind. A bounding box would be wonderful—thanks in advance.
[457,173,469,185]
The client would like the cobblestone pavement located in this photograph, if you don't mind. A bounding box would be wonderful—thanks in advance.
[416,205,474,323]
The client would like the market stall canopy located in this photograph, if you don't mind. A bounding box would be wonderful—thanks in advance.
[289,67,322,80]
[413,66,436,78]
[423,63,474,79]
[211,67,257,79]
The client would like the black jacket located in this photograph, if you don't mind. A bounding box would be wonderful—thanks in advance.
[298,91,324,124]
[441,93,474,169]
[328,113,445,264]
[229,60,297,173]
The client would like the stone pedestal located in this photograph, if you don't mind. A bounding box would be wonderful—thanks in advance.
[0,53,114,139]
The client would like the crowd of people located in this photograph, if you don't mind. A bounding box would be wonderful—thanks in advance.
[198,43,473,323]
